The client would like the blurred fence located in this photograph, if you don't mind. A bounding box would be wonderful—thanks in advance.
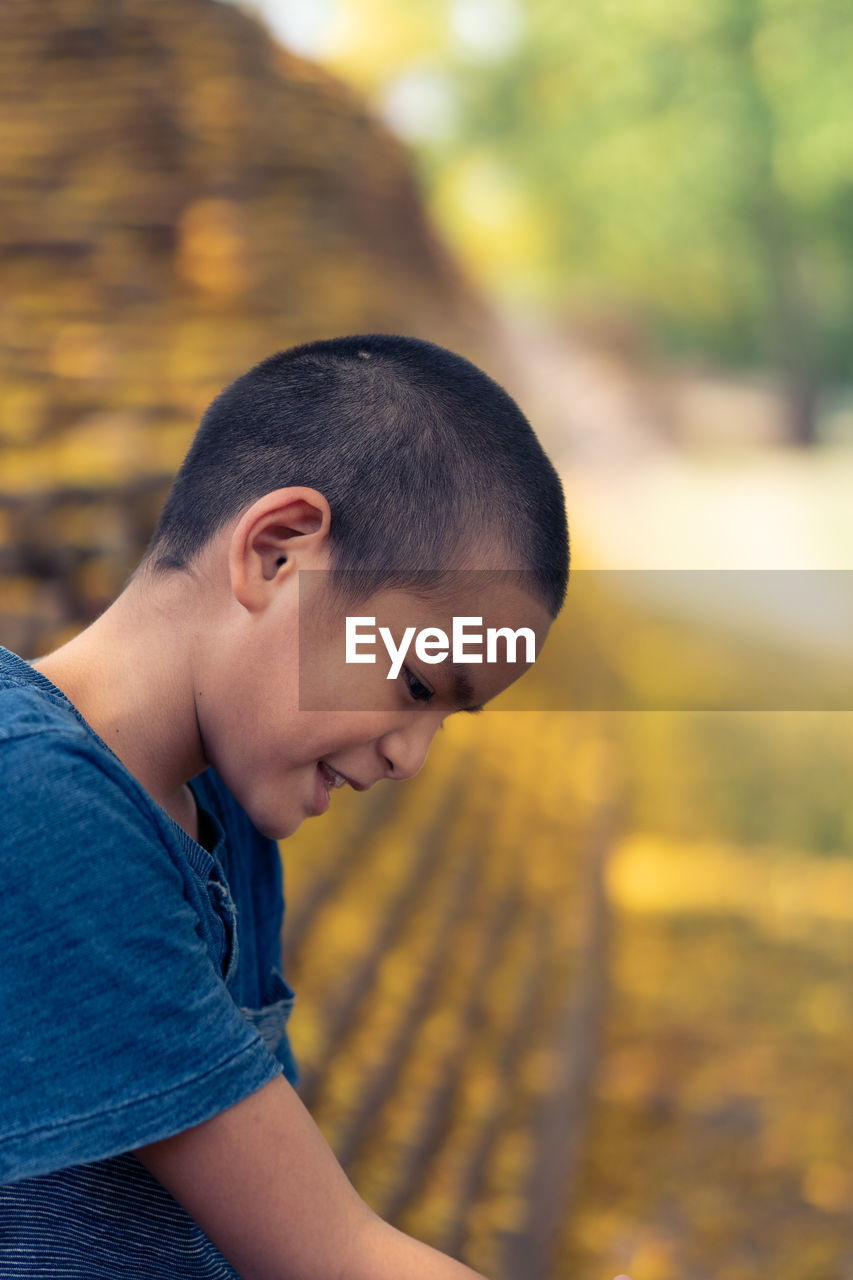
[282,715,620,1278]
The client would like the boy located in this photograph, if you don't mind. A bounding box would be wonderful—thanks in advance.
[0,335,568,1278]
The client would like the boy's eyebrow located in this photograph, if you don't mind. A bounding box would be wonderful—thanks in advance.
[449,666,484,714]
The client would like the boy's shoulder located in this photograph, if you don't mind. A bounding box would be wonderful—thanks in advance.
[0,644,86,739]
[0,644,165,840]
[0,645,258,843]
[1,644,212,825]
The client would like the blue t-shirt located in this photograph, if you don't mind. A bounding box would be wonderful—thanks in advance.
[0,645,300,1277]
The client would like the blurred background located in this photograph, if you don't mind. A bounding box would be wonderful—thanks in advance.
[2,1,853,1276]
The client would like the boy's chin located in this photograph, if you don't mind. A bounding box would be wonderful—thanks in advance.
[245,802,306,842]
[241,776,330,840]
[259,814,306,841]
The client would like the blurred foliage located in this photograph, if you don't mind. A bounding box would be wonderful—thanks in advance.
[561,840,853,1280]
[619,711,853,855]
[325,0,853,438]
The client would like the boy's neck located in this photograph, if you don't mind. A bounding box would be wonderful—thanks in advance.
[31,573,209,836]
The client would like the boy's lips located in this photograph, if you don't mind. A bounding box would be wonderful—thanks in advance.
[318,760,368,791]
[311,762,333,815]
[318,760,349,791]
[311,760,369,814]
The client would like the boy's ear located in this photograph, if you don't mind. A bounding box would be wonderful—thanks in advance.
[228,487,331,612]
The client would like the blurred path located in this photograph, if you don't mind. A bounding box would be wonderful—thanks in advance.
[507,318,853,570]
[506,318,853,664]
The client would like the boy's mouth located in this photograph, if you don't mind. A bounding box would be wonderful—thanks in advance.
[318,760,348,791]
[312,760,349,817]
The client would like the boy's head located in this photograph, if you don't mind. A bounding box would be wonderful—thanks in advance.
[142,334,569,616]
[134,335,569,838]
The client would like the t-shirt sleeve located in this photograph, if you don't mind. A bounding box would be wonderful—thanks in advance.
[0,728,284,1185]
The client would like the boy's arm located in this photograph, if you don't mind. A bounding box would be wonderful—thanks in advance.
[134,1073,487,1280]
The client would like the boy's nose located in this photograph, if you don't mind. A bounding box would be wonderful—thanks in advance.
[379,715,443,781]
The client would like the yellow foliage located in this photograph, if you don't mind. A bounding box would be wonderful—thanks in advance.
[50,324,115,380]
[608,833,853,932]
[801,1161,853,1213]
[432,153,552,301]
[0,387,47,443]
[177,199,254,297]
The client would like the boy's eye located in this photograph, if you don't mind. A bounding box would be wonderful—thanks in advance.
[403,665,434,705]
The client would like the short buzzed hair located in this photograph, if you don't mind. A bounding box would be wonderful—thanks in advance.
[144,334,569,615]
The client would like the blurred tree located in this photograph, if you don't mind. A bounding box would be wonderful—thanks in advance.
[326,0,853,444]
